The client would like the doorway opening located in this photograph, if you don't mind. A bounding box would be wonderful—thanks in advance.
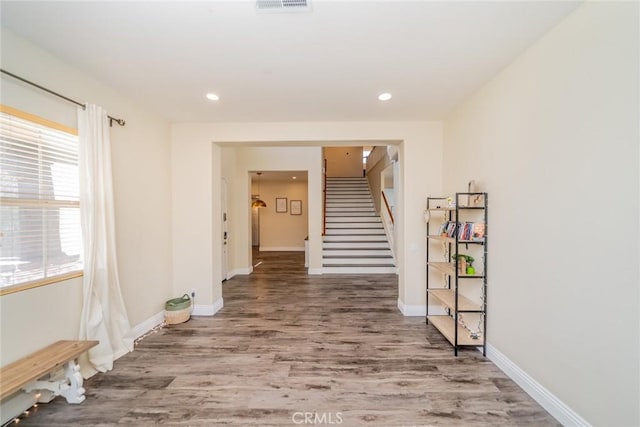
[250,170,308,271]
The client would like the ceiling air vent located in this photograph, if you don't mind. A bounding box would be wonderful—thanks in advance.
[256,0,312,13]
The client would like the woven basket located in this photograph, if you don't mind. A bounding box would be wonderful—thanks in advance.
[165,294,192,325]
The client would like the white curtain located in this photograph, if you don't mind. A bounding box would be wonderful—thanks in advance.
[77,104,133,378]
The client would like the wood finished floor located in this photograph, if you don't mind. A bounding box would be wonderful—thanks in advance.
[19,251,558,426]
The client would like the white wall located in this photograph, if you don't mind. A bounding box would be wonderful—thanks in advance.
[0,29,173,364]
[366,146,393,214]
[171,123,442,313]
[324,146,364,177]
[443,3,639,425]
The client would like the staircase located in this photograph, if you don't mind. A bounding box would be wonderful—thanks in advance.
[323,177,396,274]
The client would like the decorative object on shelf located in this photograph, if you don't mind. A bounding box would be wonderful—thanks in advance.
[472,223,485,241]
[447,196,455,208]
[471,194,484,206]
[423,209,431,223]
[458,256,466,274]
[425,192,488,356]
[461,180,475,207]
[452,254,474,275]
[290,200,302,215]
[467,180,485,207]
[276,197,288,213]
[251,172,267,208]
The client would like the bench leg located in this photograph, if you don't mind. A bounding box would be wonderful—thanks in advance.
[23,360,86,404]
[60,360,86,404]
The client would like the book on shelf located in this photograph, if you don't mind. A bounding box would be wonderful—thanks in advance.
[437,221,449,236]
[456,222,486,241]
[436,221,485,241]
[438,221,457,237]
[458,222,472,240]
[446,222,457,238]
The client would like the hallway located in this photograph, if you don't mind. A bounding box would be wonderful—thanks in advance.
[20,252,557,426]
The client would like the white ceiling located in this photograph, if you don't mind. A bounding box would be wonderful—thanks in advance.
[251,171,308,182]
[0,1,580,123]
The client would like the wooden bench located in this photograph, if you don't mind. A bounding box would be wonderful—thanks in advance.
[0,340,98,404]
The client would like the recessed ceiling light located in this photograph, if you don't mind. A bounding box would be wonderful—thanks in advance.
[206,93,220,101]
[378,92,392,101]
[292,176,297,180]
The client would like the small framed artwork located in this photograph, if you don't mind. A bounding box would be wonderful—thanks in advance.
[276,197,288,213]
[290,200,302,215]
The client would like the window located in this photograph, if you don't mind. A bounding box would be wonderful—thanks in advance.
[363,148,371,167]
[0,107,83,292]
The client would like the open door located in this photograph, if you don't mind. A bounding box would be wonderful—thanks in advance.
[222,177,229,281]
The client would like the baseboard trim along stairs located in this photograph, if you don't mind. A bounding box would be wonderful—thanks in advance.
[323,177,396,274]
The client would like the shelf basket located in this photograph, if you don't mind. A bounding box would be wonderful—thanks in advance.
[164,294,192,325]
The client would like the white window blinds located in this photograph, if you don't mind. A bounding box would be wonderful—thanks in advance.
[0,109,83,289]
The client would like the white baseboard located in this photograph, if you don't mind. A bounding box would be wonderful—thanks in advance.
[397,299,425,316]
[192,298,224,316]
[127,299,223,333]
[127,310,165,341]
[397,300,447,316]
[486,343,590,427]
[259,246,305,251]
[307,268,323,275]
[228,267,252,279]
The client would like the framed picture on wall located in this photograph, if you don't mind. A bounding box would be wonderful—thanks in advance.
[276,197,288,213]
[290,200,302,215]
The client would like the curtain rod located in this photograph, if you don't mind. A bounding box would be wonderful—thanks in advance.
[1,68,126,127]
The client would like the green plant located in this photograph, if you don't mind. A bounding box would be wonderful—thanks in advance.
[451,254,474,266]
